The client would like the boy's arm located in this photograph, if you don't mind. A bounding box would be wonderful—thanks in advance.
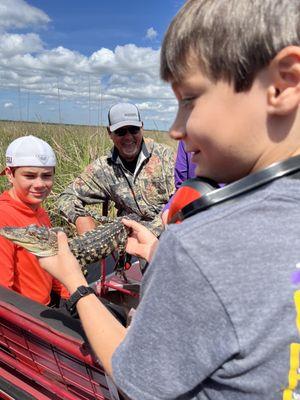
[75,288,127,376]
[38,232,127,377]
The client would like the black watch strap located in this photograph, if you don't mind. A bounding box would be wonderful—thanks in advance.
[66,285,95,315]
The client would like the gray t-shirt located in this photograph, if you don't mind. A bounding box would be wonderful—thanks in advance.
[112,178,300,399]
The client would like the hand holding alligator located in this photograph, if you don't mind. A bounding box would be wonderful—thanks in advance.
[122,218,158,262]
[0,215,159,284]
[38,231,88,294]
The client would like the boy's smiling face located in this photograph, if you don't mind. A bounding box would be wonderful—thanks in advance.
[6,166,55,210]
[169,61,271,183]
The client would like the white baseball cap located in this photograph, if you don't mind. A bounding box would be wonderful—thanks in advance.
[1,135,56,175]
[108,103,143,132]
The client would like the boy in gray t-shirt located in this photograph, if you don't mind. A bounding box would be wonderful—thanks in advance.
[115,178,300,399]
[38,0,300,399]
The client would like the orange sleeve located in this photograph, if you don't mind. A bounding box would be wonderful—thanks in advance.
[52,278,70,299]
[0,235,17,289]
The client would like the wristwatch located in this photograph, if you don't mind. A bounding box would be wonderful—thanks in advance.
[66,285,95,315]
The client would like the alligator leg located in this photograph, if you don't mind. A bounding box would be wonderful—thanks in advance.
[114,253,129,283]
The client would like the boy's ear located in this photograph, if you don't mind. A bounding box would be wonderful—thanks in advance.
[267,46,300,115]
[5,167,14,184]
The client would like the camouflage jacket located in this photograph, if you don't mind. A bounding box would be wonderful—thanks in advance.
[57,138,175,236]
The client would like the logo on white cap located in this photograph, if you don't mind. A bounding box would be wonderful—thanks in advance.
[108,103,143,132]
[37,155,49,164]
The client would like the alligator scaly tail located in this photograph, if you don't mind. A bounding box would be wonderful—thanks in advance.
[0,219,132,280]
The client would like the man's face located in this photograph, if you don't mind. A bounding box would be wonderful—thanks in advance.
[109,125,143,161]
[6,166,54,210]
[169,62,270,183]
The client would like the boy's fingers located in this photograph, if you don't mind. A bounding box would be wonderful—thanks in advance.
[56,231,71,252]
[122,218,141,230]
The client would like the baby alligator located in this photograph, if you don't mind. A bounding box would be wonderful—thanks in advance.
[0,216,133,279]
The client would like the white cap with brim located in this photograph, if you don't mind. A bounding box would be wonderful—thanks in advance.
[0,135,56,175]
[108,102,143,132]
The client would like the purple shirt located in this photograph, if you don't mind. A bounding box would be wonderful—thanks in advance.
[174,140,197,189]
[163,141,197,212]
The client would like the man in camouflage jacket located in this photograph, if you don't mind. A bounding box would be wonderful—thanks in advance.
[57,103,175,237]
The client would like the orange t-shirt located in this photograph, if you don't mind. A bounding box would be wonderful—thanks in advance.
[0,191,68,305]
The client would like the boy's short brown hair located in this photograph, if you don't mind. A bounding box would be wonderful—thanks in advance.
[160,0,300,92]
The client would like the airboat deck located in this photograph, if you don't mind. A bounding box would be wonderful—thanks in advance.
[0,260,142,400]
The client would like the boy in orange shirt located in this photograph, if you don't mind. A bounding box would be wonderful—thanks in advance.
[0,135,68,305]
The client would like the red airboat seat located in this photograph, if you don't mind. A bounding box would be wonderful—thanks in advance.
[0,285,122,400]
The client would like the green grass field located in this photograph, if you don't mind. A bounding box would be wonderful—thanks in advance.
[0,120,176,228]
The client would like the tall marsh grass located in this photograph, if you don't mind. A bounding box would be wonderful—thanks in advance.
[0,120,175,228]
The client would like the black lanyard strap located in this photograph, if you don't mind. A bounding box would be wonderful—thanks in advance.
[180,155,300,221]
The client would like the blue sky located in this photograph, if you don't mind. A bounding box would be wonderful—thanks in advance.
[0,0,185,130]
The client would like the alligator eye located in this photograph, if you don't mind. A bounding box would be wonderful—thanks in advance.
[28,226,37,235]
[37,228,49,241]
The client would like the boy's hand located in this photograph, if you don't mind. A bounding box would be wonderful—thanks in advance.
[38,231,87,294]
[122,219,158,262]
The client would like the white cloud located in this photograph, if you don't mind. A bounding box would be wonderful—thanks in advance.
[4,102,13,108]
[38,46,89,74]
[89,44,160,78]
[0,33,43,57]
[0,0,50,30]
[113,44,159,76]
[89,48,117,72]
[146,27,158,40]
[0,1,176,129]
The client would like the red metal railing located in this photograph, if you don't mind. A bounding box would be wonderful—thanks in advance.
[0,301,116,400]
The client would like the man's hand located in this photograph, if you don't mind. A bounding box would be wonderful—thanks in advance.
[38,231,87,294]
[75,216,96,235]
[122,219,158,262]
